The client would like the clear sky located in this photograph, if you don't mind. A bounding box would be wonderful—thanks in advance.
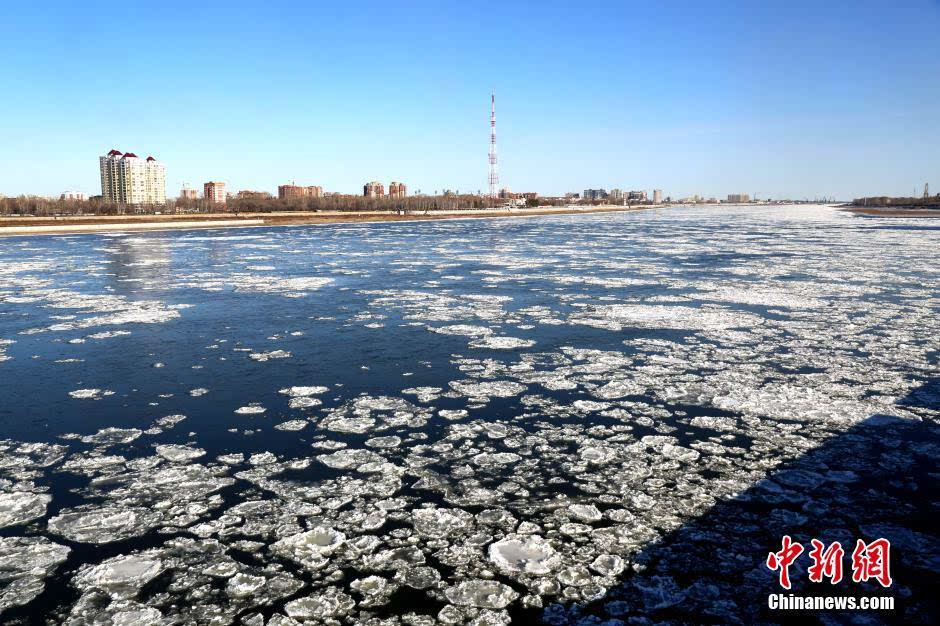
[1,0,938,200]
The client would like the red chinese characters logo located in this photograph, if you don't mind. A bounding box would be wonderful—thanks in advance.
[807,539,844,584]
[851,538,892,588]
[766,535,804,589]
[766,536,892,588]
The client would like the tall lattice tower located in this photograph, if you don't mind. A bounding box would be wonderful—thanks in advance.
[488,93,498,198]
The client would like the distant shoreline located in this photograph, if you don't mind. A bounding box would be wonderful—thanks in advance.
[839,206,940,218]
[0,204,661,236]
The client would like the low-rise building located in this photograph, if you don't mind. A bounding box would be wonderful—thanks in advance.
[627,190,647,202]
[727,193,750,203]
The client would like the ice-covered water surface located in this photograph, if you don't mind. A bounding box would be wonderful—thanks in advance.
[0,206,937,624]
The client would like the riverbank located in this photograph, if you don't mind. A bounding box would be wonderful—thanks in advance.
[840,206,940,218]
[0,204,661,236]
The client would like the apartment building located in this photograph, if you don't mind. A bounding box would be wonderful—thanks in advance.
[204,182,226,205]
[99,150,166,205]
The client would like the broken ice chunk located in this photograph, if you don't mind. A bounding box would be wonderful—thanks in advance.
[271,527,346,569]
[445,580,519,609]
[73,554,163,598]
[489,535,559,575]
[249,350,291,361]
[0,492,52,529]
[469,336,536,349]
[48,506,161,543]
[68,388,115,400]
[284,588,355,619]
[589,554,626,577]
[278,386,329,397]
[155,444,205,463]
[234,404,266,415]
[0,537,70,611]
[568,504,603,523]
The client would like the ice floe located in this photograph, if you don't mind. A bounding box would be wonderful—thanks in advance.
[0,492,52,529]
[0,537,70,611]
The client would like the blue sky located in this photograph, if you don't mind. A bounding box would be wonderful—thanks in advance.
[1,0,938,200]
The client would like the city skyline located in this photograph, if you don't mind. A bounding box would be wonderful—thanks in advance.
[1,1,938,200]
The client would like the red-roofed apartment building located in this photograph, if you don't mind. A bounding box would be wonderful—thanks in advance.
[99,150,166,205]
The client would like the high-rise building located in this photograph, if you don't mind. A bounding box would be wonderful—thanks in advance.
[727,193,750,203]
[583,189,608,201]
[99,150,166,205]
[60,191,87,201]
[204,182,226,205]
[388,182,407,197]
[306,185,323,198]
[364,181,385,197]
[609,189,623,201]
[627,190,647,202]
[278,185,304,199]
[179,187,199,200]
[653,189,663,204]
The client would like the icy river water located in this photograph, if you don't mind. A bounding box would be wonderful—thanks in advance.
[0,205,937,625]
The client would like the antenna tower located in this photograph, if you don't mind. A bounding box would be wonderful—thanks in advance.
[488,93,498,198]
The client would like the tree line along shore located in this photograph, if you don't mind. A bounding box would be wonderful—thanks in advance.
[0,193,591,218]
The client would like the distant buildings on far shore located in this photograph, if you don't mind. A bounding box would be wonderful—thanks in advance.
[582,188,649,203]
[99,149,166,205]
[364,181,407,197]
[89,149,775,210]
[204,182,226,205]
[60,191,87,201]
[237,190,271,200]
[279,184,323,200]
[575,188,770,205]
[389,181,407,198]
